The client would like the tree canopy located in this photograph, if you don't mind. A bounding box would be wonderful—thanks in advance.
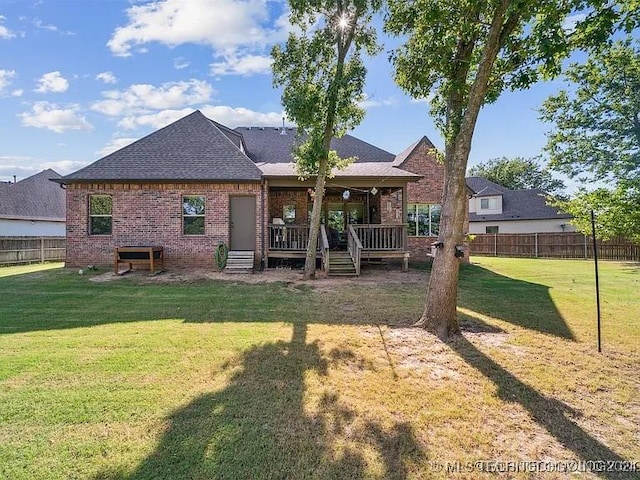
[272,0,381,279]
[468,157,566,197]
[540,38,640,240]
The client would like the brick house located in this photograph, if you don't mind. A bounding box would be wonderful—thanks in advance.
[57,110,450,274]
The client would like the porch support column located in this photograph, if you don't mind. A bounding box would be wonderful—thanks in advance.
[402,185,408,249]
[263,179,269,267]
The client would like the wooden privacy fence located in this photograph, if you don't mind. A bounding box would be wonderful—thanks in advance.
[0,237,66,266]
[469,233,640,261]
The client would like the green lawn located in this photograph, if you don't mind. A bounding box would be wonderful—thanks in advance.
[0,259,638,479]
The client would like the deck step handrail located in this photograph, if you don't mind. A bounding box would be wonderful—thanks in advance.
[320,224,330,274]
[347,225,362,276]
[352,224,407,251]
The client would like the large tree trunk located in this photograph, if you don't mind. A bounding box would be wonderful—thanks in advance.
[415,148,468,339]
[416,1,513,340]
[303,159,328,279]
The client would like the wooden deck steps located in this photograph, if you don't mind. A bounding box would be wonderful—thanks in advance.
[328,251,357,276]
[225,251,254,274]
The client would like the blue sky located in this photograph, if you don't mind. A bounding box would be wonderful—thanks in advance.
[0,0,613,186]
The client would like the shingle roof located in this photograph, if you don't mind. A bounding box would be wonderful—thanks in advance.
[466,177,510,195]
[0,169,65,220]
[259,162,421,179]
[236,127,396,164]
[60,110,262,182]
[466,177,572,221]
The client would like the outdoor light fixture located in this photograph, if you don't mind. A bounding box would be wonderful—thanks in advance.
[370,187,378,196]
[342,190,351,200]
[455,245,465,258]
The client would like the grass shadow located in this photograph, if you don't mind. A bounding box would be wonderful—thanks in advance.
[95,323,425,480]
[458,263,574,339]
[448,334,629,479]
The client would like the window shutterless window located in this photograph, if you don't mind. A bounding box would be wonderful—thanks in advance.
[480,197,498,210]
[89,195,112,235]
[486,226,499,234]
[407,204,441,237]
[183,195,206,235]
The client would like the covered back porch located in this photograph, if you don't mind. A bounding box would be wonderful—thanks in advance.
[264,183,411,275]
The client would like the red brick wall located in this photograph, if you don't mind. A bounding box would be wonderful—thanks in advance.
[66,182,264,269]
[397,138,445,261]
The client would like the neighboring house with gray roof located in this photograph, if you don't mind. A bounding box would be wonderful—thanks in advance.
[466,177,574,234]
[0,169,65,236]
[58,110,448,274]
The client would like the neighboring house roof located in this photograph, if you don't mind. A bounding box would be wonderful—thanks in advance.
[60,111,263,182]
[259,162,421,179]
[466,177,510,195]
[237,126,396,164]
[466,177,572,222]
[0,169,65,221]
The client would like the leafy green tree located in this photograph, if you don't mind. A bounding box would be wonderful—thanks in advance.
[272,0,381,280]
[553,186,640,241]
[540,39,640,240]
[385,1,636,339]
[469,157,566,196]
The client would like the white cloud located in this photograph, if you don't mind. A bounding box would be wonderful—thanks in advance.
[358,94,397,109]
[107,0,279,57]
[18,102,93,133]
[96,137,138,157]
[0,15,15,39]
[210,54,273,76]
[35,71,69,93]
[116,105,285,131]
[117,108,195,130]
[173,57,190,70]
[0,69,16,93]
[96,71,118,84]
[200,105,286,128]
[11,89,24,97]
[33,19,58,32]
[0,156,86,181]
[91,79,214,117]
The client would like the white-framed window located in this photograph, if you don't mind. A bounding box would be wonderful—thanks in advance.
[407,203,441,237]
[183,195,205,235]
[486,226,499,234]
[89,195,112,235]
[480,197,498,210]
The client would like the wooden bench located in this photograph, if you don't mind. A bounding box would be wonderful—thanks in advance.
[114,246,164,275]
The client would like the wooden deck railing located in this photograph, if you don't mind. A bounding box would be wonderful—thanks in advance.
[268,224,309,251]
[352,225,406,251]
[347,225,362,276]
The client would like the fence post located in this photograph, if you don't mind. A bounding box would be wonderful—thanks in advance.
[584,235,588,259]
[494,233,497,256]
[535,233,538,258]
[40,237,45,263]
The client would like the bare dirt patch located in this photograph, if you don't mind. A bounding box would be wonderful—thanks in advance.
[89,264,428,288]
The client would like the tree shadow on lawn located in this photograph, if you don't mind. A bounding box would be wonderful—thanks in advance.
[457,263,575,340]
[95,323,426,480]
[1,263,574,341]
[448,334,630,479]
